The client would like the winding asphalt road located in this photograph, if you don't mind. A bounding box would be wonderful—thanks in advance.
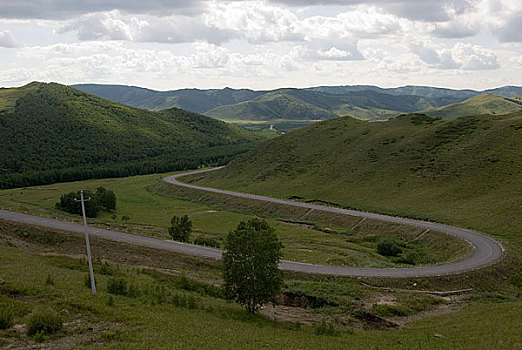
[0,167,504,277]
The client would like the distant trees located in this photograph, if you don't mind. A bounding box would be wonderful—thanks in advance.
[55,187,116,218]
[222,219,283,314]
[168,215,192,242]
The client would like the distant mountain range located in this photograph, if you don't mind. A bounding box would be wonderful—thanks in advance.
[73,84,522,125]
[0,82,259,189]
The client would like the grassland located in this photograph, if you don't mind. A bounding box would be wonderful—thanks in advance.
[421,94,522,119]
[195,112,522,244]
[0,171,469,267]
[1,219,522,349]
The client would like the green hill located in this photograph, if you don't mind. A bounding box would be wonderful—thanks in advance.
[205,88,456,121]
[421,94,522,119]
[306,85,522,99]
[204,89,338,121]
[73,84,263,112]
[193,112,522,239]
[72,83,522,130]
[0,82,260,189]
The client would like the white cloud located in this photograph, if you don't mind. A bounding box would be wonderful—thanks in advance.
[1,0,520,90]
[205,1,303,43]
[363,47,424,73]
[0,0,205,19]
[452,43,500,70]
[409,41,499,70]
[492,13,522,42]
[0,30,19,47]
[431,0,522,42]
[58,10,236,44]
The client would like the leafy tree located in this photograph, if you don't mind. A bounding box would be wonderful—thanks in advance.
[222,218,283,314]
[168,215,192,242]
[96,187,116,211]
[55,190,99,217]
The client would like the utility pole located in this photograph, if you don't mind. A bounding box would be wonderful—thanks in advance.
[75,190,96,296]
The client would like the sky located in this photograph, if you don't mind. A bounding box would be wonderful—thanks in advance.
[0,0,521,91]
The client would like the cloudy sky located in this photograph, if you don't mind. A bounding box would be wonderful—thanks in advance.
[0,0,521,91]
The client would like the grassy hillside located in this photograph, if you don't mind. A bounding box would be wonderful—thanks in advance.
[73,84,263,112]
[422,94,522,119]
[193,112,522,240]
[2,222,521,349]
[205,90,338,121]
[205,89,457,122]
[306,85,522,99]
[0,82,260,189]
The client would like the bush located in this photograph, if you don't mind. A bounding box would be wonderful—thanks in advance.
[27,308,62,336]
[45,274,54,286]
[192,235,220,248]
[376,238,402,257]
[84,274,96,290]
[509,273,522,291]
[372,304,409,317]
[33,330,49,343]
[0,308,13,330]
[399,250,421,265]
[314,320,339,336]
[107,277,128,296]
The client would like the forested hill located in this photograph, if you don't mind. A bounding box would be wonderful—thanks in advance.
[0,82,260,189]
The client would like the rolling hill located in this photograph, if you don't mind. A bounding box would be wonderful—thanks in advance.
[305,85,522,99]
[192,111,522,238]
[204,88,460,121]
[421,94,522,119]
[73,84,522,121]
[0,82,260,189]
[73,84,263,113]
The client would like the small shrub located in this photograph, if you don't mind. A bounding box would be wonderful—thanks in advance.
[150,285,168,305]
[509,274,522,291]
[98,262,116,276]
[45,274,54,286]
[101,329,124,341]
[399,251,420,265]
[32,330,49,343]
[0,308,14,330]
[372,304,409,317]
[186,295,198,310]
[107,277,128,296]
[314,320,339,336]
[376,238,402,257]
[106,295,115,307]
[84,274,96,290]
[171,294,186,307]
[192,235,220,248]
[27,308,63,336]
[127,284,141,298]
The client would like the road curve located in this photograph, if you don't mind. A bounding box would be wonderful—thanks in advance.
[0,168,504,278]
[162,167,504,277]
